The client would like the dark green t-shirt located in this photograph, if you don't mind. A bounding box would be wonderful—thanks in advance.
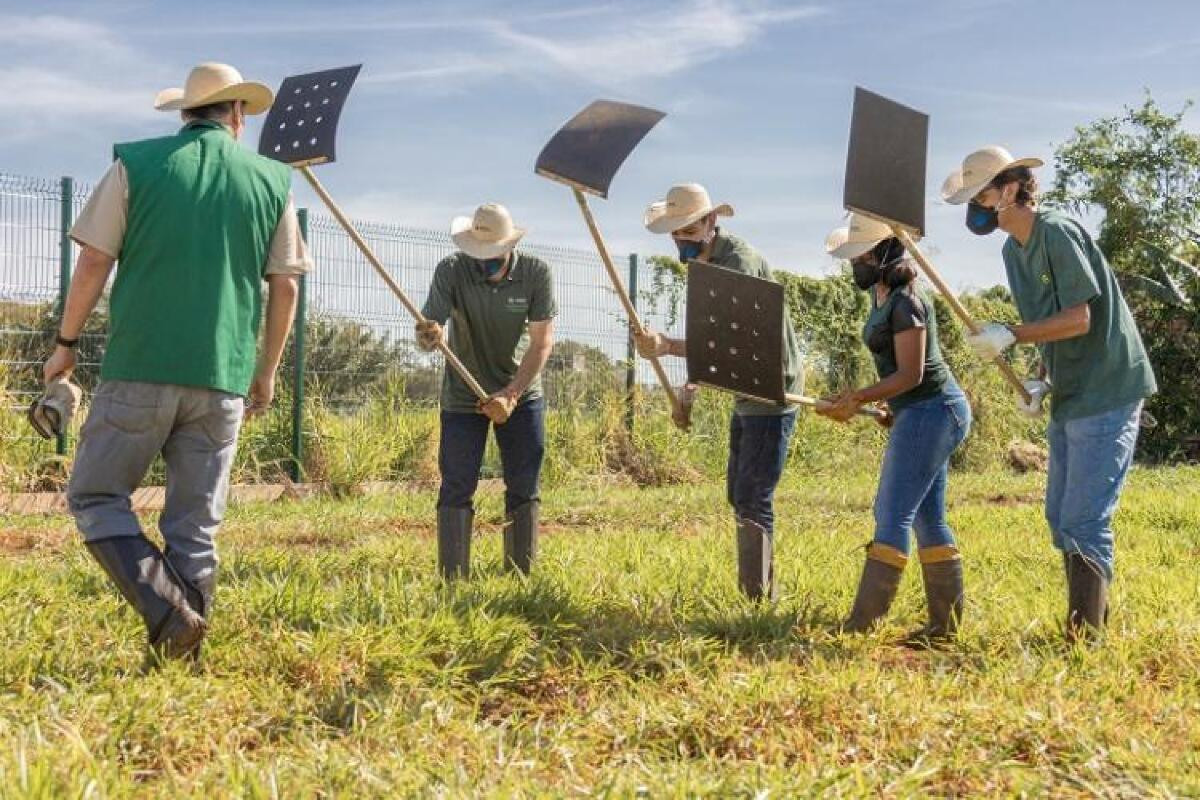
[863,287,954,411]
[422,251,557,413]
[706,232,804,416]
[1002,209,1156,421]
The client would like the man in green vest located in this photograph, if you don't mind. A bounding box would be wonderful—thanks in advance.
[41,63,309,662]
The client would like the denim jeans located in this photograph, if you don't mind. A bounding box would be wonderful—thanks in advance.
[437,397,545,513]
[726,410,797,532]
[873,390,972,555]
[1045,401,1142,580]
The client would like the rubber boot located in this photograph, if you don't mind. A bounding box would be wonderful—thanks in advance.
[503,501,538,575]
[162,548,217,664]
[906,545,964,645]
[736,517,775,601]
[85,534,207,659]
[1066,551,1109,643]
[842,543,906,633]
[437,507,473,580]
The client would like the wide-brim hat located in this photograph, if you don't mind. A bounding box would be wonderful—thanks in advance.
[941,146,1044,205]
[451,202,526,260]
[154,62,274,115]
[644,183,734,234]
[825,213,898,260]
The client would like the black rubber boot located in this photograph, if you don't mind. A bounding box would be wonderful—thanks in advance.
[85,535,207,659]
[736,518,775,601]
[842,543,905,633]
[1066,551,1109,643]
[906,546,964,645]
[437,507,473,580]
[503,502,539,575]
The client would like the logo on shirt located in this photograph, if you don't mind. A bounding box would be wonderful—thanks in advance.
[506,296,530,313]
[1040,272,1051,285]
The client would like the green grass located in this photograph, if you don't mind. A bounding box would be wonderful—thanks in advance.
[1,466,1198,797]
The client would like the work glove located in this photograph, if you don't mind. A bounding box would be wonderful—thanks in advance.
[27,374,82,439]
[634,327,670,359]
[1017,379,1051,418]
[479,392,516,425]
[415,320,443,352]
[966,322,1016,361]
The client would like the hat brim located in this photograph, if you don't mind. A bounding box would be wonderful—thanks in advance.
[644,202,734,234]
[154,81,275,115]
[450,215,525,260]
[941,157,1044,205]
[825,228,879,260]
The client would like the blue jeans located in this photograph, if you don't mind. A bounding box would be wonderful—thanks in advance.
[873,391,972,555]
[1045,401,1141,580]
[726,411,797,532]
[437,397,546,513]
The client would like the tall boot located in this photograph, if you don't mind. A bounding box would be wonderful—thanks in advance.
[437,507,473,580]
[503,501,539,575]
[1066,551,1109,643]
[85,535,207,659]
[907,545,964,644]
[165,549,217,664]
[842,543,906,633]
[736,517,775,601]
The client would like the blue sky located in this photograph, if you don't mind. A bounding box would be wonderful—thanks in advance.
[3,0,1199,289]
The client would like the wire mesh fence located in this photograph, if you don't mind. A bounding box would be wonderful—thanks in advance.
[1,171,687,476]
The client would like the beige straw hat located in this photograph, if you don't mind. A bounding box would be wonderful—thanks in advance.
[643,183,734,234]
[450,203,526,260]
[941,146,1044,205]
[154,62,274,115]
[824,213,898,260]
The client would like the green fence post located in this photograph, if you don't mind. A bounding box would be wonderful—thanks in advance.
[290,208,309,483]
[56,176,74,456]
[625,253,638,432]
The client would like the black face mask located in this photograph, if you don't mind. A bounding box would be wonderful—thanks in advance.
[966,200,1000,235]
[852,259,879,290]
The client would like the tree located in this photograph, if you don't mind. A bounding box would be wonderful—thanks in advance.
[1046,95,1200,461]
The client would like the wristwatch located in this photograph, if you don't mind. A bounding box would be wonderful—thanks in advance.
[55,333,79,349]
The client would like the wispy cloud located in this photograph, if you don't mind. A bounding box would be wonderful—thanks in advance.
[488,1,828,86]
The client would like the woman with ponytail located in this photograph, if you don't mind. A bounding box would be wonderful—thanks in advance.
[818,214,972,643]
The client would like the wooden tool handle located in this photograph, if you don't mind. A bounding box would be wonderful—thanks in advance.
[300,167,491,402]
[785,393,885,419]
[571,189,681,415]
[893,228,1032,405]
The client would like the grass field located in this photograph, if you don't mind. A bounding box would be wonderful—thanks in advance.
[1,466,1198,797]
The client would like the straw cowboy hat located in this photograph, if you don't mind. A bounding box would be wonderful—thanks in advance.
[824,213,899,260]
[154,62,274,115]
[451,203,526,260]
[644,183,734,234]
[941,146,1044,205]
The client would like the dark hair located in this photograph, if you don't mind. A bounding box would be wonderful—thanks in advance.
[990,165,1038,206]
[872,237,918,288]
[182,100,236,121]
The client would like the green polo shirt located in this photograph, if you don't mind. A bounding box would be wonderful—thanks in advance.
[422,251,557,413]
[707,232,804,416]
[1002,209,1156,421]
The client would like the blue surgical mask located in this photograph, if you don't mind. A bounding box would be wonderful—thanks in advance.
[676,240,703,261]
[966,200,1000,236]
[480,257,505,277]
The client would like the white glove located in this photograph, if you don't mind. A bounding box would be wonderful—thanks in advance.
[967,322,1016,361]
[1017,379,1051,418]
